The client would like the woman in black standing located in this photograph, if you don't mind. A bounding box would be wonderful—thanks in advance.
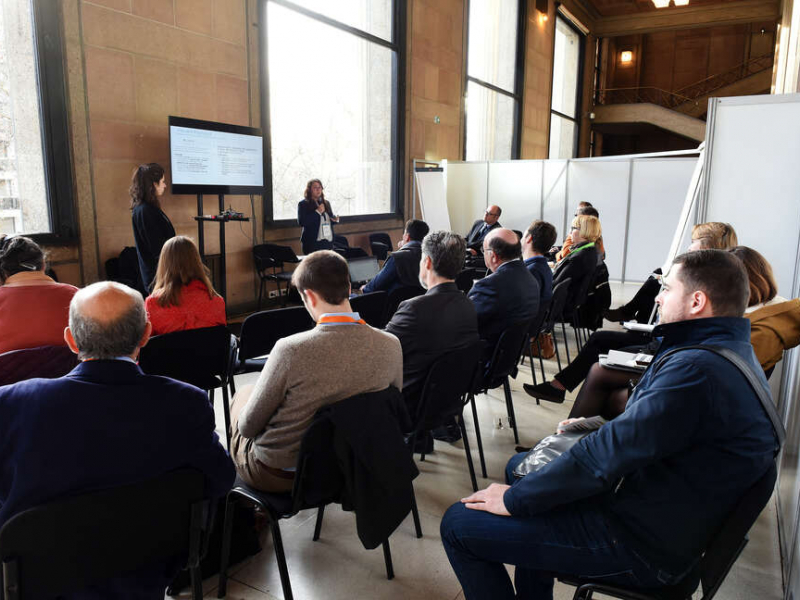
[297,178,339,255]
[130,163,175,292]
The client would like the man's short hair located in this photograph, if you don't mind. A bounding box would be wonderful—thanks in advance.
[405,219,430,242]
[487,232,521,262]
[69,282,147,360]
[422,231,466,279]
[578,201,593,208]
[526,220,558,254]
[672,249,749,317]
[291,250,350,304]
[577,206,599,218]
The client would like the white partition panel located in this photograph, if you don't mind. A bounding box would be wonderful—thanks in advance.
[543,160,568,241]
[703,94,800,296]
[445,162,488,237]
[567,160,631,280]
[487,161,543,234]
[625,158,698,282]
[415,169,450,232]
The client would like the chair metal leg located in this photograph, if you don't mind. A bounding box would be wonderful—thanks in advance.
[270,520,294,600]
[382,540,395,580]
[410,485,423,538]
[313,506,325,541]
[469,394,487,478]
[457,414,478,492]
[553,331,563,371]
[561,323,571,365]
[221,385,232,452]
[190,565,202,600]
[536,339,547,384]
[527,345,538,388]
[258,279,264,310]
[574,325,581,353]
[503,378,520,445]
[217,496,237,598]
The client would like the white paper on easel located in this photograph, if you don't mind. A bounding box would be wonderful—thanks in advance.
[663,149,704,275]
[415,169,451,232]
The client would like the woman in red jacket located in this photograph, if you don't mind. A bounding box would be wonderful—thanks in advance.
[145,236,226,335]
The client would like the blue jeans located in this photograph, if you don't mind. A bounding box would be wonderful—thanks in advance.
[440,453,662,600]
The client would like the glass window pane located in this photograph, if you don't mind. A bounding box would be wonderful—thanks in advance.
[548,114,576,159]
[466,81,514,161]
[467,0,518,93]
[551,17,581,117]
[283,0,392,42]
[268,3,393,220]
[0,0,50,235]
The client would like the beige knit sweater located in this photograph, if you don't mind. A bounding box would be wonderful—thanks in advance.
[237,322,403,469]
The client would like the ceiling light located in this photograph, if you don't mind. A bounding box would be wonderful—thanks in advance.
[652,0,670,7]
[674,0,690,5]
[621,51,633,63]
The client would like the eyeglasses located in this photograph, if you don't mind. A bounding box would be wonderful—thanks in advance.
[570,226,579,231]
[484,210,499,217]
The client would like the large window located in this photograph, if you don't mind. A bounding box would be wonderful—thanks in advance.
[0,0,74,239]
[262,0,404,223]
[548,15,583,159]
[465,0,525,161]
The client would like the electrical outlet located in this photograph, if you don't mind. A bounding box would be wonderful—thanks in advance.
[280,288,288,295]
[268,290,279,299]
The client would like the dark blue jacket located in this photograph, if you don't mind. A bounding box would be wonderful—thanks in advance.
[468,259,540,347]
[364,241,422,295]
[504,317,777,580]
[298,199,336,254]
[0,360,235,596]
[524,255,553,304]
[132,202,175,291]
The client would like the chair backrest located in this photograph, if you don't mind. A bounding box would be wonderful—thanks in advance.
[481,319,534,389]
[386,285,425,319]
[254,244,300,272]
[414,341,483,430]
[455,268,477,294]
[529,297,551,338]
[698,462,777,599]
[369,232,392,247]
[138,325,231,389]
[350,291,389,329]
[333,234,349,249]
[0,345,79,387]
[0,468,206,600]
[369,233,392,260]
[542,278,571,334]
[238,307,315,362]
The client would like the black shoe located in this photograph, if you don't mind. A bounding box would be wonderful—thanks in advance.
[523,382,566,403]
[604,307,631,323]
[432,420,462,443]
[515,445,532,453]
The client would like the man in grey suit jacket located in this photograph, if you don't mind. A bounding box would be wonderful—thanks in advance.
[386,231,479,417]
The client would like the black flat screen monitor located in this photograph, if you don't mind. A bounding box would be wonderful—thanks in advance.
[169,116,264,195]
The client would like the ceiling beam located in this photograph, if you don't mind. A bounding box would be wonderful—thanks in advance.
[593,0,780,38]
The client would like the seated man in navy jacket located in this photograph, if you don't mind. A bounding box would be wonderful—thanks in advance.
[362,219,429,295]
[441,250,778,600]
[0,281,235,598]
[522,219,557,306]
[468,228,540,353]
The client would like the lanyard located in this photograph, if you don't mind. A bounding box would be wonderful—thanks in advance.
[317,315,366,326]
[568,242,595,256]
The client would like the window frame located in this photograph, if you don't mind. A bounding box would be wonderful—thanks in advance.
[462,0,527,161]
[16,0,78,244]
[259,0,406,228]
[547,12,586,160]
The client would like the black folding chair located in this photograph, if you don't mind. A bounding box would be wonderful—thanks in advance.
[253,244,301,309]
[386,285,426,319]
[218,389,422,600]
[232,307,315,376]
[455,268,478,294]
[350,291,389,328]
[0,345,78,386]
[539,278,572,373]
[0,468,209,600]
[334,235,369,259]
[406,341,484,491]
[369,232,392,260]
[138,325,234,450]
[523,297,552,392]
[559,463,777,600]
[469,319,534,476]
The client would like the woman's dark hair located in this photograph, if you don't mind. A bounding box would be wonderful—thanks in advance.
[0,235,45,283]
[303,178,333,216]
[129,163,165,210]
[728,246,778,307]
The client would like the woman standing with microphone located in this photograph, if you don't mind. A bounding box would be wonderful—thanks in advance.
[297,178,339,255]
[130,163,175,292]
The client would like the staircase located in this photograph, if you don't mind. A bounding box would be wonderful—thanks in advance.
[594,55,774,139]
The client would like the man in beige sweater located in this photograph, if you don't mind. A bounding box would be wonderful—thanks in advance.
[230,250,403,492]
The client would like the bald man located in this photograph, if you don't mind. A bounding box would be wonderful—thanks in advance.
[0,281,234,597]
[466,205,502,256]
[468,228,540,351]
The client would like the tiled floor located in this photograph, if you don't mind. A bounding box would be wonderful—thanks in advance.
[185,283,784,600]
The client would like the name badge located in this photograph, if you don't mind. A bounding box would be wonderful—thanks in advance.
[322,222,333,240]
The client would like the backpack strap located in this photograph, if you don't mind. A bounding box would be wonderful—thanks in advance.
[652,345,785,450]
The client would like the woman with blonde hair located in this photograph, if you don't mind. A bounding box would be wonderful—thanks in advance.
[552,214,602,317]
[145,236,226,335]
